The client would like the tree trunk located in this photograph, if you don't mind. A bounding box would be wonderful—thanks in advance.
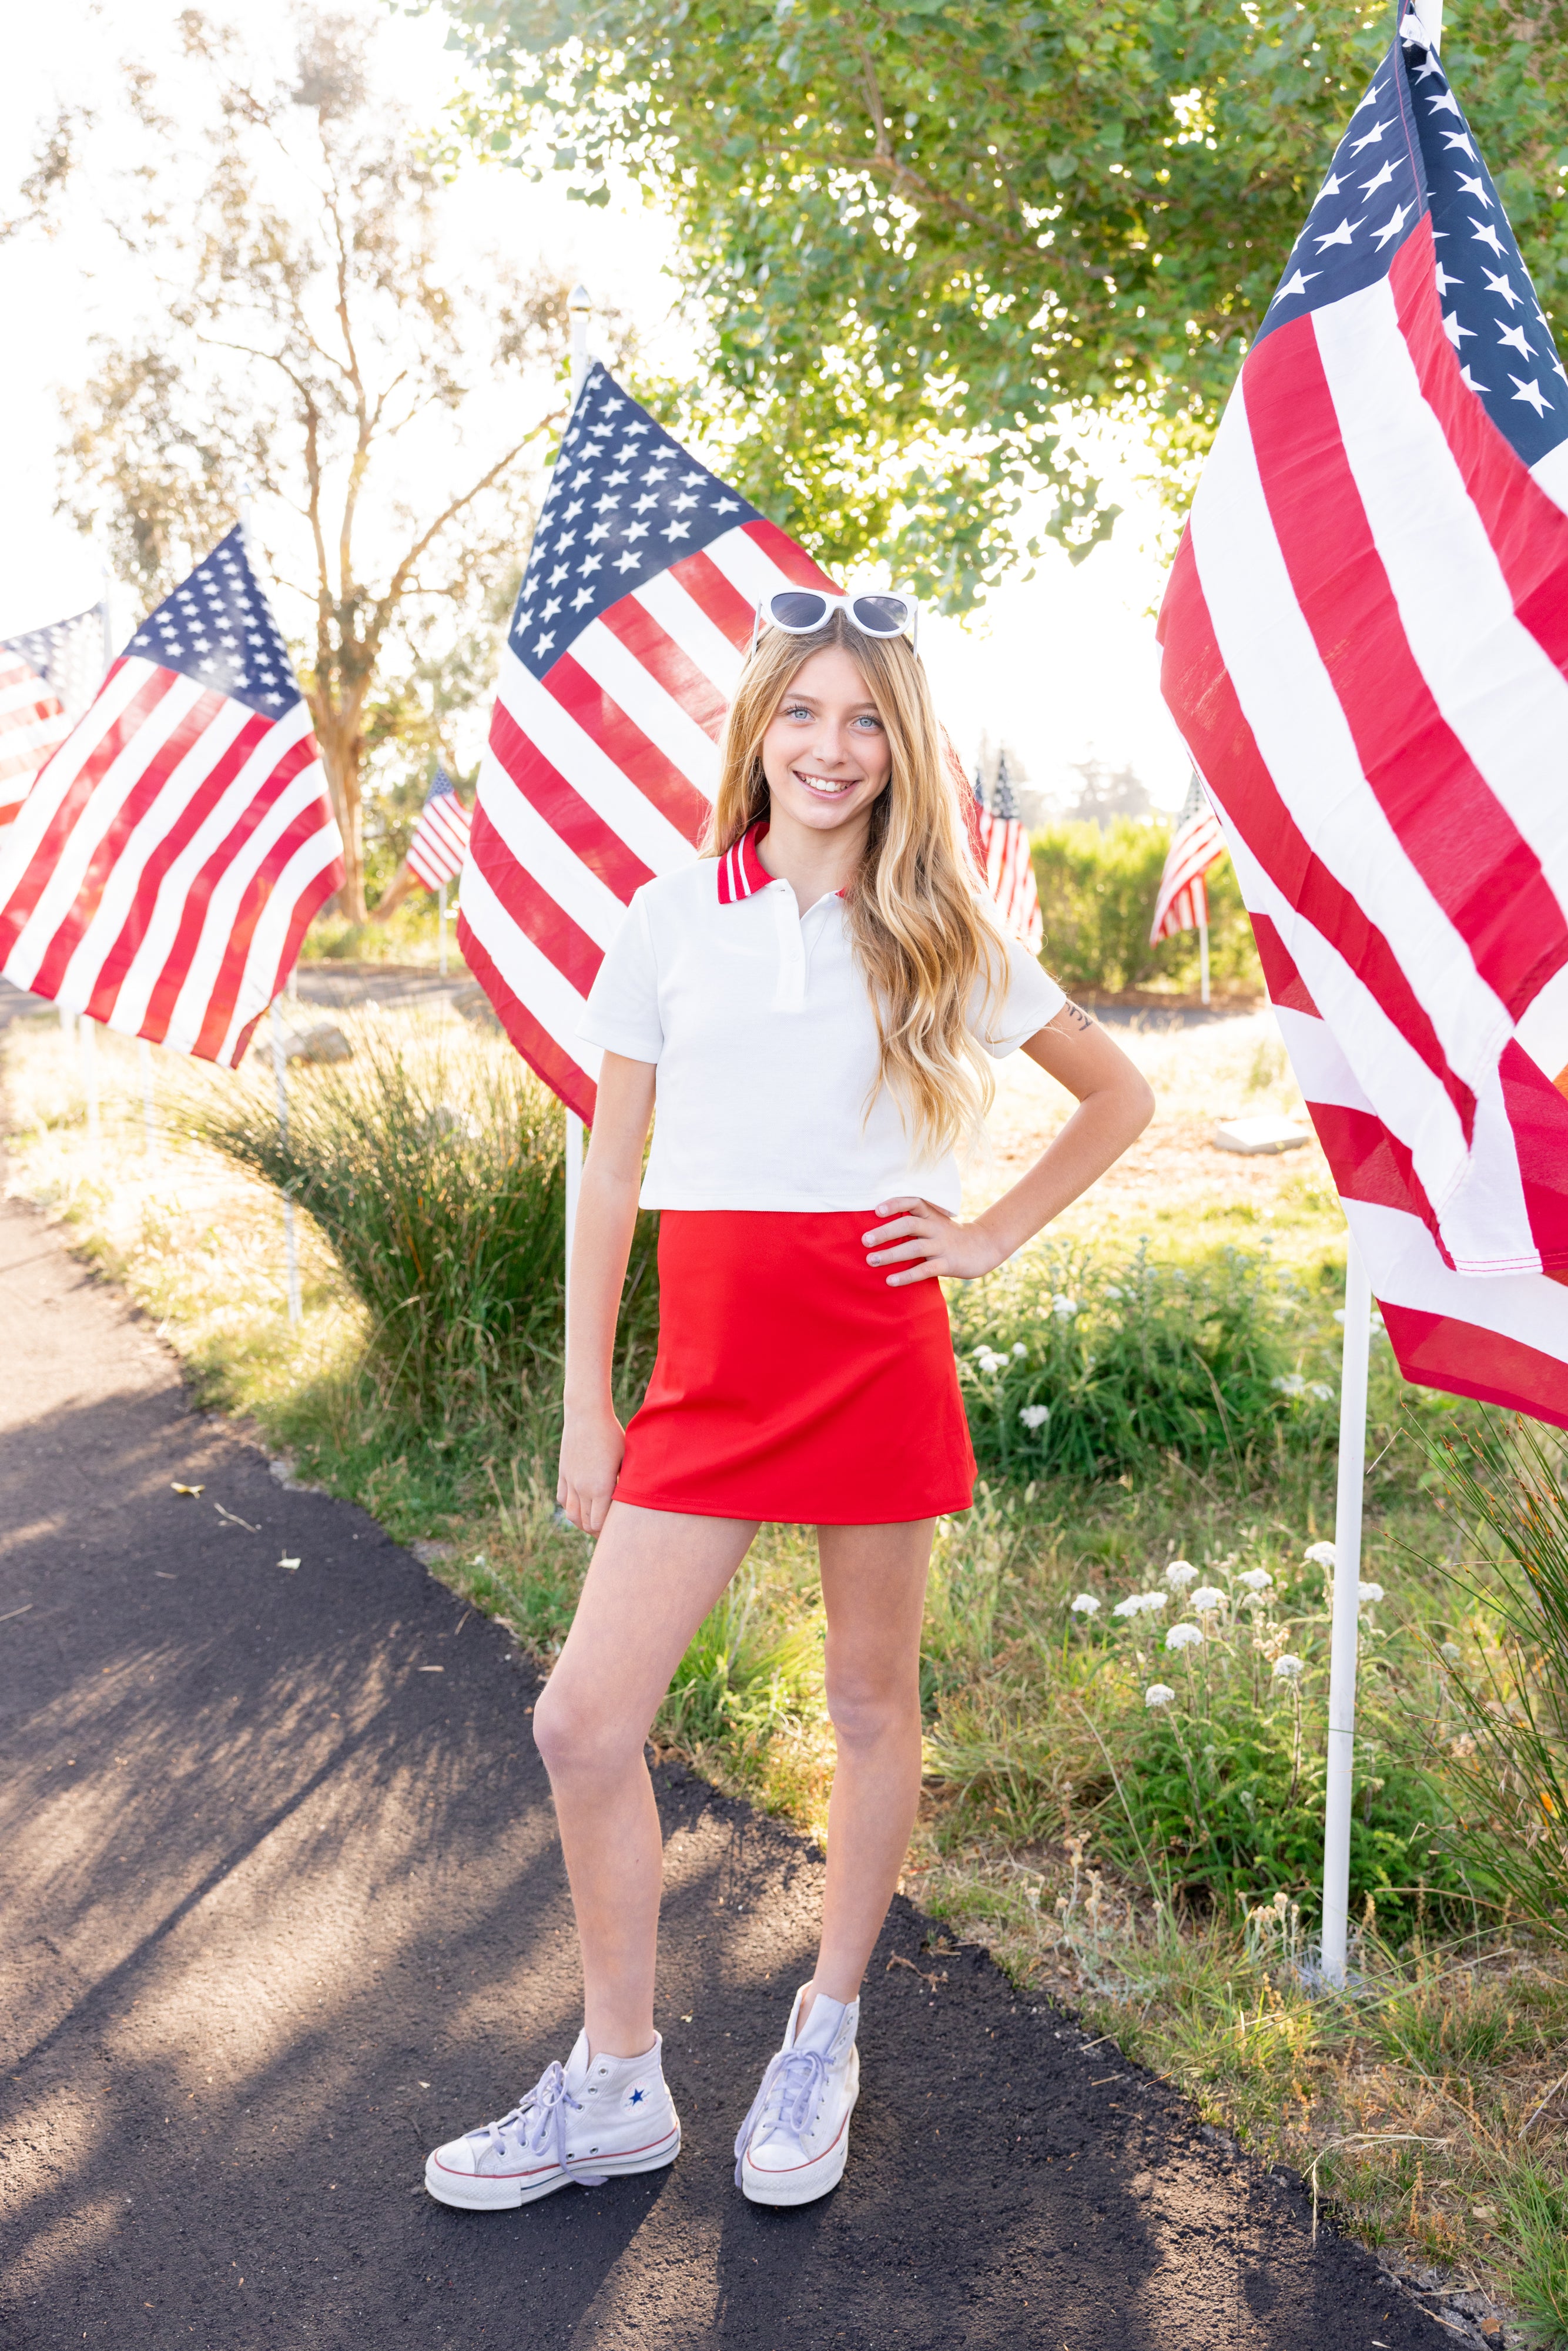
[309,701,367,923]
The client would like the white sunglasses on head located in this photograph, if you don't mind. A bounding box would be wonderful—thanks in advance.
[750,587,920,655]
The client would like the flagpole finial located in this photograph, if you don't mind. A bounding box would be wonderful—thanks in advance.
[569,284,592,404]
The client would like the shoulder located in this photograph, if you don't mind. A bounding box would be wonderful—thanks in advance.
[629,860,721,927]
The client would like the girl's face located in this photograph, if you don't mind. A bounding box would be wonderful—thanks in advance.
[758,645,893,838]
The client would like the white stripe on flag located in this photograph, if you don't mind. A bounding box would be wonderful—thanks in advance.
[0,660,156,906]
[498,648,698,875]
[213,820,347,1065]
[459,856,604,1081]
[471,732,629,949]
[1348,1198,1568,1359]
[1314,284,1568,907]
[1194,367,1509,1086]
[698,525,816,607]
[566,618,723,799]
[633,570,748,696]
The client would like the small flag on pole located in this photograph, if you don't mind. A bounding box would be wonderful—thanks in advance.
[405,766,471,890]
[0,530,343,1065]
[0,606,105,829]
[459,359,838,1120]
[1149,772,1227,945]
[973,753,1043,954]
[1158,16,1568,1418]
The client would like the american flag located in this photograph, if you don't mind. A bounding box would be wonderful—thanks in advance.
[0,607,105,829]
[0,529,343,1067]
[1150,772,1227,944]
[973,752,1043,955]
[458,359,837,1121]
[1158,18,1568,1425]
[406,766,471,890]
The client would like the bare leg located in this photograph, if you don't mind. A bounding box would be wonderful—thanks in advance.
[802,1518,934,2020]
[531,1502,758,2059]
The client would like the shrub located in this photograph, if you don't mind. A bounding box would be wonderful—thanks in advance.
[950,1238,1336,1483]
[1031,818,1261,997]
[194,1025,659,1420]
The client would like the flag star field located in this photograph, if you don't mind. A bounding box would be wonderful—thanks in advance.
[510,362,761,680]
[128,529,302,717]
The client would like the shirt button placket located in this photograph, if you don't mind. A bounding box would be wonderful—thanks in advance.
[770,880,806,1012]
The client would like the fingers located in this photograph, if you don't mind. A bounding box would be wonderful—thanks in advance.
[885,1257,944,1285]
[862,1214,922,1247]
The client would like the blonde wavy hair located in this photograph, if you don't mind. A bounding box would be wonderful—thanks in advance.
[706,610,1010,1160]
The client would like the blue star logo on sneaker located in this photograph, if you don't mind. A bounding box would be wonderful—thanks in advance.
[629,2088,645,2105]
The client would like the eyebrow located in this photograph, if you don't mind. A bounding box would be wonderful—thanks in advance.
[778,694,882,714]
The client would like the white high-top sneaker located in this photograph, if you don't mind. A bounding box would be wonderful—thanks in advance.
[733,1985,859,2206]
[424,2031,680,2210]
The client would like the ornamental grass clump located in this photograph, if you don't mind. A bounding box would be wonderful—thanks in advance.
[1079,1543,1468,1930]
[193,1019,659,1419]
[951,1237,1335,1483]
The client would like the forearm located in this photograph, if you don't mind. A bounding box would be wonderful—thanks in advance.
[563,1157,642,1414]
[972,1083,1150,1264]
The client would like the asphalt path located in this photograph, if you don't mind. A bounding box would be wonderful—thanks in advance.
[0,1186,1455,2350]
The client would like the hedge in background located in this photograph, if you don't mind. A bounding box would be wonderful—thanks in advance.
[1031,819,1261,998]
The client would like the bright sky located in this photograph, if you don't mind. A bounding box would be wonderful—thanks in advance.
[0,0,1193,811]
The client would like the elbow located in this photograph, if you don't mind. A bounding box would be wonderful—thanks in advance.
[1129,1073,1156,1138]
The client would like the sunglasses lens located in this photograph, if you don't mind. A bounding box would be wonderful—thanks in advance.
[768,591,832,631]
[850,594,910,635]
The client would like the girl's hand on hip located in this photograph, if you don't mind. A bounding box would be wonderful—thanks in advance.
[558,1408,627,1535]
[862,1198,1004,1285]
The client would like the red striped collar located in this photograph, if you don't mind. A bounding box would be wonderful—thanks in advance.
[716,818,772,905]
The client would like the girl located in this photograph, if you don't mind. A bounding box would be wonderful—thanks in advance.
[425,591,1152,2212]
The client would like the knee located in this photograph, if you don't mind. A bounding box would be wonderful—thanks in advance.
[532,1674,639,1781]
[824,1669,919,1754]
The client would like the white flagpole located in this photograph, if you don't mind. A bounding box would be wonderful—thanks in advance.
[138,1036,156,1159]
[1321,1233,1372,1984]
[80,1016,100,1164]
[241,478,303,1332]
[563,284,592,1288]
[438,877,449,978]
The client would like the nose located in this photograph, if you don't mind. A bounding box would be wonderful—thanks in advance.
[806,722,856,771]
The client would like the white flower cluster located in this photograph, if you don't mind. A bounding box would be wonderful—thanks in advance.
[1272,1372,1333,1401]
[1019,1403,1051,1431]
[1190,1586,1227,1613]
[1144,1683,1177,1709]
[1358,1582,1385,1607]
[1113,1591,1168,1619]
[1166,1622,1204,1652]
[1165,1559,1198,1589]
[1050,1293,1080,1320]
[971,1345,1009,1375]
[1304,1541,1337,1568]
[1236,1568,1273,1593]
[1272,1654,1305,1682]
[1069,1592,1101,1616]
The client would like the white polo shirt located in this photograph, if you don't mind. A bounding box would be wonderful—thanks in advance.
[577,820,1066,1213]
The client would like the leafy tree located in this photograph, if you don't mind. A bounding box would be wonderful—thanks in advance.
[432,0,1568,606]
[39,8,615,918]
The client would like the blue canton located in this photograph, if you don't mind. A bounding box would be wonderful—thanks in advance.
[127,527,301,720]
[1,606,103,709]
[1258,20,1566,472]
[509,361,762,680]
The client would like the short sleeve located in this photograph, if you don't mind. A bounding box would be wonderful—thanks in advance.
[577,889,664,1062]
[972,937,1067,1059]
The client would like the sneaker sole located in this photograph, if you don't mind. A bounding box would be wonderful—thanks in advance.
[425,2121,681,2211]
[739,2079,858,2208]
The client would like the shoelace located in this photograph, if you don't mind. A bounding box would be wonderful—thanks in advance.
[477,2061,609,2187]
[732,2046,829,2185]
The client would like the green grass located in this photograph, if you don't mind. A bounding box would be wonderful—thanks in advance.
[5,1002,1564,2341]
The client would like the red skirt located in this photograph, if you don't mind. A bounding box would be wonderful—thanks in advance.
[614,1210,976,1525]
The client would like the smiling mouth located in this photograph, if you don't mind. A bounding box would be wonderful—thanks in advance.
[793,769,859,798]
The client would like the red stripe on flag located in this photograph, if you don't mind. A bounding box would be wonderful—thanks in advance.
[468,802,605,997]
[137,735,321,1044]
[1308,1099,1447,1251]
[668,548,757,649]
[542,654,711,846]
[79,712,284,1023]
[742,518,840,593]
[600,598,729,742]
[488,702,655,905]
[1380,1302,1568,1432]
[28,692,240,1004]
[1251,913,1322,1018]
[1389,223,1568,682]
[0,669,181,958]
[189,796,339,1061]
[1244,311,1568,1022]
[1159,527,1476,1140]
[1498,1039,1568,1275]
[225,848,343,1067]
[456,914,597,1125]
